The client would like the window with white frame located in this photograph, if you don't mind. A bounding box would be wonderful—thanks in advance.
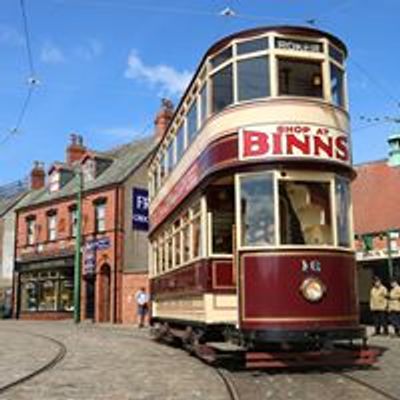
[49,172,60,192]
[95,202,106,233]
[47,212,57,241]
[26,217,36,245]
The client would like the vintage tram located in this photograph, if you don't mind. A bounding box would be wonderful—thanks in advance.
[148,26,373,365]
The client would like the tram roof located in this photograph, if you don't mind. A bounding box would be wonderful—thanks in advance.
[150,25,347,162]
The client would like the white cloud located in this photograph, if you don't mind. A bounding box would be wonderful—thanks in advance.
[0,25,24,47]
[125,50,192,96]
[40,41,65,64]
[75,38,103,61]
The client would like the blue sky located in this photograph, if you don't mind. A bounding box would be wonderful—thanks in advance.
[0,0,399,184]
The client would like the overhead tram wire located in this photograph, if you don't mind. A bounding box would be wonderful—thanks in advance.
[1,0,39,147]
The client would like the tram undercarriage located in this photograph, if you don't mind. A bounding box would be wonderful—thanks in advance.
[151,318,381,368]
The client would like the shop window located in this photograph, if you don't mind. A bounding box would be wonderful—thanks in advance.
[187,100,198,144]
[237,56,270,102]
[330,63,345,107]
[211,64,233,113]
[38,280,57,311]
[26,217,36,245]
[59,279,73,311]
[239,173,275,246]
[237,38,269,55]
[95,202,106,233]
[208,183,234,254]
[279,180,332,246]
[278,59,323,98]
[21,281,38,311]
[200,84,207,124]
[47,213,57,241]
[176,124,185,162]
[335,176,351,247]
[210,46,232,69]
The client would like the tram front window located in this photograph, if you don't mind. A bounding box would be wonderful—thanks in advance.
[278,59,323,98]
[239,173,275,247]
[279,180,332,246]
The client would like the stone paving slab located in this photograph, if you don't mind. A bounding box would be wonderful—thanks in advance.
[0,321,229,400]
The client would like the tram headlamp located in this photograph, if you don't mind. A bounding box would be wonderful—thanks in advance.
[300,277,326,302]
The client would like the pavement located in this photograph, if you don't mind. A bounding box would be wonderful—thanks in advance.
[0,321,399,400]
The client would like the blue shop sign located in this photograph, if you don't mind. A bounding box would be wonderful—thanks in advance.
[132,188,149,231]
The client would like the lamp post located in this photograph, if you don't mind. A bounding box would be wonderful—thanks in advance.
[73,170,83,323]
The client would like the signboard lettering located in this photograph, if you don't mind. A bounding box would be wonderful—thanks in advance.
[239,124,350,165]
[275,38,323,53]
[132,188,149,231]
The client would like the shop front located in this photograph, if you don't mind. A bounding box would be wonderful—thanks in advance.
[16,255,74,319]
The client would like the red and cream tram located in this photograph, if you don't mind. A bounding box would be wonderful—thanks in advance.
[148,26,374,365]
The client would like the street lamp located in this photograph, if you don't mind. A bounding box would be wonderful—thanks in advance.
[73,170,83,323]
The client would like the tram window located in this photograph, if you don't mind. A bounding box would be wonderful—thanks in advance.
[200,84,207,124]
[166,234,173,270]
[335,177,351,247]
[211,46,232,69]
[176,124,185,162]
[329,45,344,64]
[208,184,234,254]
[167,141,174,173]
[330,63,345,107]
[192,215,201,258]
[239,174,275,247]
[187,100,198,144]
[211,64,233,113]
[159,153,166,182]
[278,59,323,98]
[237,38,269,55]
[182,213,191,262]
[173,220,181,267]
[237,56,270,102]
[279,180,333,246]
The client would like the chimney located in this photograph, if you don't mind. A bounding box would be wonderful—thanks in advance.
[154,98,174,142]
[30,161,45,190]
[388,133,400,167]
[66,133,86,165]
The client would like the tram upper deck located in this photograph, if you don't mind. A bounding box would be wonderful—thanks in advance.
[149,26,350,232]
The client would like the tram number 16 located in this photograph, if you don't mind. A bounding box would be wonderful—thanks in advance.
[301,259,321,273]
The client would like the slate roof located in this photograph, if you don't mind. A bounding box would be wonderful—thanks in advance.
[352,159,400,235]
[16,136,155,211]
[0,181,29,217]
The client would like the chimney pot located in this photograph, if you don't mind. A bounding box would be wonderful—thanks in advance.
[154,98,174,142]
[67,133,86,165]
[30,161,45,190]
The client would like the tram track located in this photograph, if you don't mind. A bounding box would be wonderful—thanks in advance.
[0,331,67,396]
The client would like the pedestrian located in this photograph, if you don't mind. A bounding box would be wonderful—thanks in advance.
[388,279,400,336]
[370,277,388,335]
[135,287,149,328]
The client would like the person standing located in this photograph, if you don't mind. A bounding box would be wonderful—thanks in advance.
[135,287,149,328]
[370,277,388,335]
[388,279,400,336]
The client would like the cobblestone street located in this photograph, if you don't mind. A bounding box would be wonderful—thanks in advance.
[1,321,400,400]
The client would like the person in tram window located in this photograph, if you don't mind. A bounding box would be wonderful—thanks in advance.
[388,279,400,336]
[370,277,389,336]
[135,287,149,328]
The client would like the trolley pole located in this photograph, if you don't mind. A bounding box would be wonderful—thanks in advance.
[73,171,83,324]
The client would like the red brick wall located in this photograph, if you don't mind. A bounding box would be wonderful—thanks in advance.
[121,272,149,324]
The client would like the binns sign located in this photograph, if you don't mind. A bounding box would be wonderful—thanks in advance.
[239,124,351,166]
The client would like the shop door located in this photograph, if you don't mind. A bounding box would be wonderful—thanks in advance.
[99,265,111,322]
[85,276,95,320]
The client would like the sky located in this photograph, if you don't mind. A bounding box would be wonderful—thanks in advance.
[0,0,399,185]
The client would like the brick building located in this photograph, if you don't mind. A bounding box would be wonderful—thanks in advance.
[353,133,400,318]
[13,132,156,323]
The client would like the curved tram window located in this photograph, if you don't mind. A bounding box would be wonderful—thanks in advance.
[239,173,275,246]
[279,180,332,246]
[335,176,351,247]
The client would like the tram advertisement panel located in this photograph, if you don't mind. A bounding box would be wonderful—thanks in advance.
[239,124,350,166]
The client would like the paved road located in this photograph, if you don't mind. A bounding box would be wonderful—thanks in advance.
[0,321,229,400]
[0,321,399,400]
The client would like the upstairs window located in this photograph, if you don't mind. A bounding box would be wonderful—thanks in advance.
[47,213,57,241]
[278,59,323,98]
[176,124,185,162]
[26,217,36,245]
[187,100,198,144]
[83,159,96,182]
[211,64,233,113]
[237,56,270,102]
[237,38,269,55]
[330,63,345,107]
[49,172,60,192]
[69,207,78,238]
[200,84,208,124]
[95,202,106,233]
[167,141,174,173]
